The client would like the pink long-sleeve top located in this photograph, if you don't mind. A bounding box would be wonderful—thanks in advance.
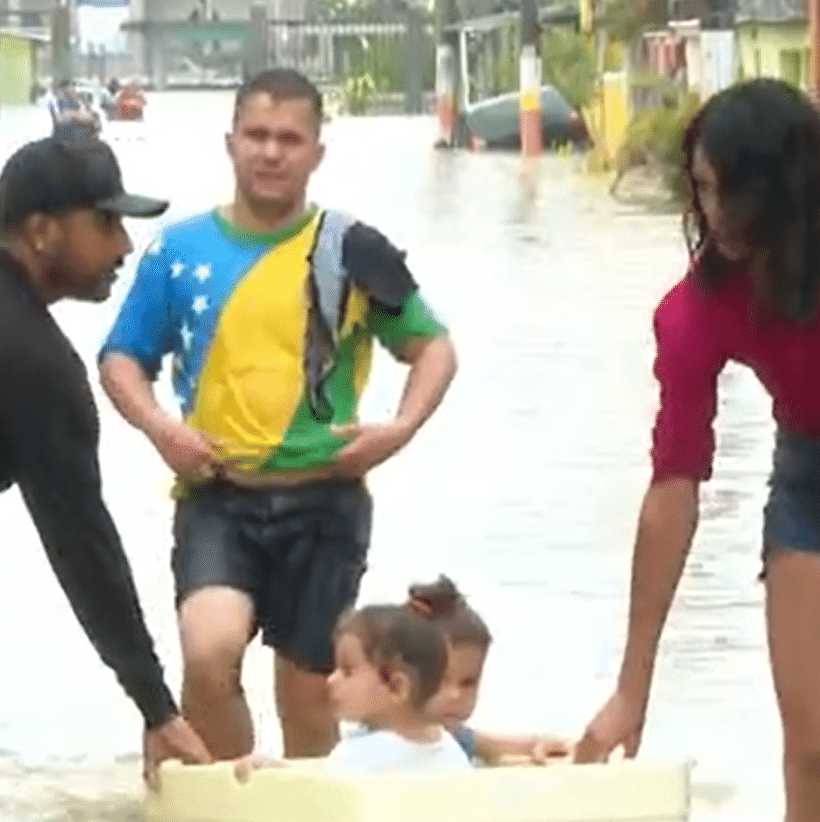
[651,261,820,483]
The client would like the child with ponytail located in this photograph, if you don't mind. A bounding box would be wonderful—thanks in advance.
[408,575,570,765]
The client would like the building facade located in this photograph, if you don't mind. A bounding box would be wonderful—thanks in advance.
[736,0,809,89]
[0,28,44,105]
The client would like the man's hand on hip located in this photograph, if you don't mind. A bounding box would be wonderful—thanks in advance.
[331,420,413,477]
[145,415,221,479]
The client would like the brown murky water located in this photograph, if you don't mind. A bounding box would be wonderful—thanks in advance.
[0,92,779,820]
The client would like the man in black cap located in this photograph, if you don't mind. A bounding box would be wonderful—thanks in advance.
[0,136,212,785]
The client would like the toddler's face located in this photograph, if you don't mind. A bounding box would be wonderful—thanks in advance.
[327,632,391,724]
[427,642,486,726]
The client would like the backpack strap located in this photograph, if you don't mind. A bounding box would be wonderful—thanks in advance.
[308,208,358,341]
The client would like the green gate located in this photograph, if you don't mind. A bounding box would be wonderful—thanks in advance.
[267,8,435,115]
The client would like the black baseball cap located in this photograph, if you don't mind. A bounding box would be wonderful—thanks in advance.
[0,136,169,227]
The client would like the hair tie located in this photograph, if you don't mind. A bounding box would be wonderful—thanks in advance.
[407,597,431,617]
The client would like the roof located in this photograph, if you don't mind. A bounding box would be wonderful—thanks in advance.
[446,2,577,31]
[669,0,713,22]
[0,27,49,43]
[736,0,806,22]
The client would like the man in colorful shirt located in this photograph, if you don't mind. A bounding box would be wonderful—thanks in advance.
[98,68,457,761]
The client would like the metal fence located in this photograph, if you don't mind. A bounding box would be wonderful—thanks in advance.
[11,3,438,114]
[266,11,435,114]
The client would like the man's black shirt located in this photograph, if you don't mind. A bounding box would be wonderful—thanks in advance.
[0,247,177,728]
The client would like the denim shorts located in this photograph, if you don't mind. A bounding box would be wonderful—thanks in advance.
[763,428,820,561]
[171,478,372,673]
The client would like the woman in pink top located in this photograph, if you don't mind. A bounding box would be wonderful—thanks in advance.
[575,78,820,821]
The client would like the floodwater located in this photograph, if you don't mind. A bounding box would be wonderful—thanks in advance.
[0,92,780,820]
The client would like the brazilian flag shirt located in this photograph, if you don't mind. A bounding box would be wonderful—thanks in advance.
[100,207,446,475]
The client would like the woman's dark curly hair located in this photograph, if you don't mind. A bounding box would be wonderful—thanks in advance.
[682,78,820,322]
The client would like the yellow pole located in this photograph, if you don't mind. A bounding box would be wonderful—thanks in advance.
[811,0,820,100]
[579,0,609,169]
[579,0,592,36]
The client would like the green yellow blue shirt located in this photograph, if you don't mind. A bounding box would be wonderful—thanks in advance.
[100,207,446,474]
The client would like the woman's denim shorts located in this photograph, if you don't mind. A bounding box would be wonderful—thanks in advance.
[763,428,820,561]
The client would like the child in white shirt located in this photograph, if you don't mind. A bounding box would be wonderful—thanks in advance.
[326,603,472,773]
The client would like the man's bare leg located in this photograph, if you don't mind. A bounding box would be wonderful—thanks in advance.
[275,653,338,758]
[178,586,256,760]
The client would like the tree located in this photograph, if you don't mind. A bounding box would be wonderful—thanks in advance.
[595,0,668,41]
[540,25,598,110]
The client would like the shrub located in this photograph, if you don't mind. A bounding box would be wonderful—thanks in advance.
[343,73,376,114]
[611,78,700,199]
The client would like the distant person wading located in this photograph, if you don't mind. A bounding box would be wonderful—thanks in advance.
[47,80,100,141]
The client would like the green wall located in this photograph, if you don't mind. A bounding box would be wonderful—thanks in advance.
[0,32,35,106]
[736,21,809,89]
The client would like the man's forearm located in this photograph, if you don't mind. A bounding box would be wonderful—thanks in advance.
[394,334,457,435]
[13,413,178,729]
[99,354,167,441]
[618,478,699,701]
[46,503,178,728]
